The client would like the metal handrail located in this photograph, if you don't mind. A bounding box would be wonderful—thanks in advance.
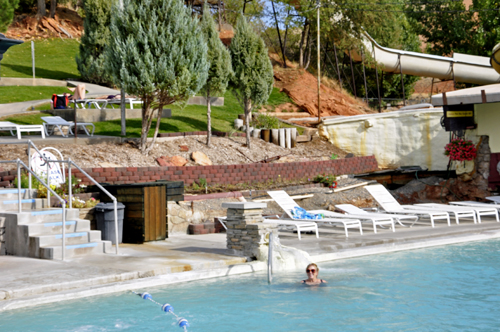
[268,232,273,284]
[0,159,67,259]
[0,140,120,256]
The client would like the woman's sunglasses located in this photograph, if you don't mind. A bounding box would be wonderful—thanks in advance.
[306,269,316,273]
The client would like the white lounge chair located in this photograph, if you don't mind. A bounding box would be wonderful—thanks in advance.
[0,121,45,139]
[486,196,500,204]
[267,190,363,237]
[41,116,95,137]
[417,203,499,223]
[365,184,451,227]
[336,203,419,227]
[217,216,319,240]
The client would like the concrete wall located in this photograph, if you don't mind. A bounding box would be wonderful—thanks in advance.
[475,102,500,153]
[319,109,449,170]
[49,108,171,123]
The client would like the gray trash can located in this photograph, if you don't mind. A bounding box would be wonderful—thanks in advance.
[95,202,125,244]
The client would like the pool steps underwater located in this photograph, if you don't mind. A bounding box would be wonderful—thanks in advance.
[0,189,112,259]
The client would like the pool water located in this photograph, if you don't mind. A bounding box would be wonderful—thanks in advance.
[2,239,500,331]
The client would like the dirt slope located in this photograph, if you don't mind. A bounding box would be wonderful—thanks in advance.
[6,8,83,40]
[273,66,373,117]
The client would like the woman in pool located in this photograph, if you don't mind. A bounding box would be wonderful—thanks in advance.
[302,263,327,285]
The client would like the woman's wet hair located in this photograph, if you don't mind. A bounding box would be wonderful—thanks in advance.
[306,263,319,273]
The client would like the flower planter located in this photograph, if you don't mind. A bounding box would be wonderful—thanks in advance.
[261,129,271,142]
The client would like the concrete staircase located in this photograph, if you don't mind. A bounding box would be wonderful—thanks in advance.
[0,189,112,259]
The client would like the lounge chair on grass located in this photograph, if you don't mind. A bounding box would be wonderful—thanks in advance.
[415,203,499,224]
[365,184,451,227]
[0,121,45,139]
[335,203,419,227]
[267,190,363,237]
[41,116,95,137]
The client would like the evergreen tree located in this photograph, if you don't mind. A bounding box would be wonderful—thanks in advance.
[0,0,19,33]
[105,0,209,154]
[200,4,233,147]
[76,0,114,86]
[229,14,274,149]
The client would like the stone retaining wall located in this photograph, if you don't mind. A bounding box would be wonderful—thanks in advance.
[70,156,378,187]
[0,156,377,188]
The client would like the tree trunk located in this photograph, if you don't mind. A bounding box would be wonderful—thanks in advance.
[271,0,286,68]
[50,0,57,18]
[144,105,164,154]
[299,19,310,69]
[206,90,211,146]
[37,0,46,17]
[245,100,252,149]
[140,98,154,154]
[304,27,311,70]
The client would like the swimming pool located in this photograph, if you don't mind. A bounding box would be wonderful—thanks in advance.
[2,239,500,331]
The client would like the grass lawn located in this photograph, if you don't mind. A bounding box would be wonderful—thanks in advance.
[2,88,302,136]
[0,86,71,103]
[1,39,80,80]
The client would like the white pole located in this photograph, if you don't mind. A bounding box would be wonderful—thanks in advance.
[17,160,22,214]
[114,200,119,255]
[31,41,35,79]
[68,159,72,209]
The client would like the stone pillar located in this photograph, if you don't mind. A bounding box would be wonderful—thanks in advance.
[222,202,277,260]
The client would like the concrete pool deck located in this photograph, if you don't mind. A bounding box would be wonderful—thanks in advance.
[2,217,500,311]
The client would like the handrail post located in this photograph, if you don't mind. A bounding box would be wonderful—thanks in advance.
[62,205,66,260]
[46,158,50,209]
[268,232,273,284]
[113,199,119,255]
[17,159,22,213]
[68,158,72,209]
[28,141,32,197]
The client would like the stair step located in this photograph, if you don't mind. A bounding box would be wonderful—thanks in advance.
[26,219,90,236]
[39,241,112,259]
[33,230,102,247]
[0,189,36,200]
[0,198,49,211]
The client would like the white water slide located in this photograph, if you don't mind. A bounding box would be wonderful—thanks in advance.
[350,33,500,85]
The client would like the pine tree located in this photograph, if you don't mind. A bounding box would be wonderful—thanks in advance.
[229,14,273,149]
[105,0,209,154]
[0,0,19,33]
[200,4,233,147]
[76,0,113,86]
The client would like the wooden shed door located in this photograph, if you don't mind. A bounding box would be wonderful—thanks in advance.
[144,186,167,241]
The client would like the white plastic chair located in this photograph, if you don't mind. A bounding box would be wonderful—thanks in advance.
[336,203,418,227]
[267,190,363,237]
[365,184,450,228]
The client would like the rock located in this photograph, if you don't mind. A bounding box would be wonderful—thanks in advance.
[179,145,189,152]
[156,157,174,167]
[167,156,188,167]
[191,151,212,166]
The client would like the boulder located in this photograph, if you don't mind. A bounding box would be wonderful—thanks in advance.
[167,156,188,167]
[191,151,212,166]
[156,157,174,167]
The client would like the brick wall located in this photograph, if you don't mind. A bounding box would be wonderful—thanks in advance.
[0,156,378,187]
[71,156,378,186]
